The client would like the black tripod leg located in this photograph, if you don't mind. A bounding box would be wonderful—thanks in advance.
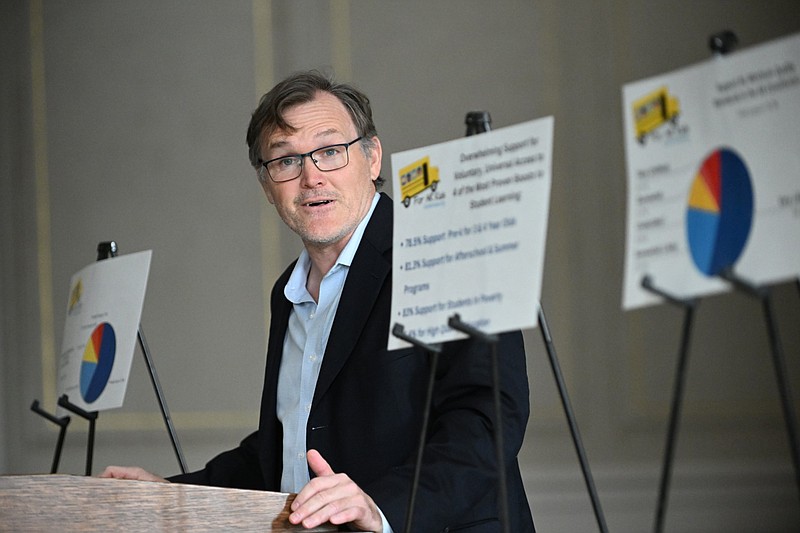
[761,291,800,503]
[654,304,695,533]
[538,305,609,533]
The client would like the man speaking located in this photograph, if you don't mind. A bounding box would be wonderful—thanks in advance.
[102,70,535,533]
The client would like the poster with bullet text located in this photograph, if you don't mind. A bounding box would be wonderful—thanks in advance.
[389,117,553,350]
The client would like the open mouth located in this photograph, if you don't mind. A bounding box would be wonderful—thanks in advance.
[304,199,333,207]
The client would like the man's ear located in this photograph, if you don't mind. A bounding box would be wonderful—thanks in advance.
[368,136,383,180]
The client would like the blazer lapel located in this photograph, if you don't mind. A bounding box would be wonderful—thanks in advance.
[262,264,294,421]
[312,193,393,404]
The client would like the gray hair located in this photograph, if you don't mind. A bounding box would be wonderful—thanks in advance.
[246,70,383,188]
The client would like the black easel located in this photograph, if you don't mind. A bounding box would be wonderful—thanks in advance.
[534,303,609,533]
[640,276,698,533]
[393,314,514,533]
[30,242,188,475]
[30,392,99,477]
[391,324,442,533]
[57,394,98,475]
[644,29,800,533]
[720,268,800,496]
[30,400,70,473]
[97,241,188,474]
[465,111,608,533]
[643,270,800,533]
[448,314,510,532]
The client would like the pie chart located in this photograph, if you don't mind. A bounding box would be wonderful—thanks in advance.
[80,322,116,403]
[686,148,753,276]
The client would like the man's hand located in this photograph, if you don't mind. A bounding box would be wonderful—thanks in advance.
[98,466,168,483]
[289,449,382,532]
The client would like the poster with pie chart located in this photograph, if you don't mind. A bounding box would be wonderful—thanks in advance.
[621,31,800,309]
[57,250,151,412]
[686,148,753,276]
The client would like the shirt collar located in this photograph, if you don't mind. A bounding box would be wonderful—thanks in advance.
[284,192,380,303]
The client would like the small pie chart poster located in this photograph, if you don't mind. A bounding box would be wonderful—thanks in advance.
[621,31,800,309]
[57,250,151,412]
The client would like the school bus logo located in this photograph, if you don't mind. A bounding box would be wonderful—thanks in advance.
[632,86,681,144]
[68,278,83,313]
[398,156,440,207]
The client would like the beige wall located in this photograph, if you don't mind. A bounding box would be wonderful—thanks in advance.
[2,1,799,531]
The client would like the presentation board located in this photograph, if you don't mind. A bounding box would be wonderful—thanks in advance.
[389,118,553,350]
[621,32,800,309]
[56,251,151,412]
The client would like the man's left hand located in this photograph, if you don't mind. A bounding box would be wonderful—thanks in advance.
[289,449,382,532]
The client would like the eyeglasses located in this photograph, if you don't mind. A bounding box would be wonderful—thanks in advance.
[259,137,363,183]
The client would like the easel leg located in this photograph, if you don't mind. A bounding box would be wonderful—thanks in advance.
[448,315,512,533]
[721,270,800,503]
[654,304,695,533]
[137,325,188,474]
[639,276,700,532]
[538,305,609,533]
[490,342,511,533]
[761,292,800,502]
[391,323,442,533]
[406,347,439,533]
[30,400,70,474]
[97,241,187,474]
[86,417,96,476]
[57,395,98,476]
[52,423,68,474]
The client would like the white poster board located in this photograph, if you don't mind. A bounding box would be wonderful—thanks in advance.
[389,118,553,350]
[621,32,800,310]
[56,251,152,412]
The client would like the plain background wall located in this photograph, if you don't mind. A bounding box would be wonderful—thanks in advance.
[2,1,799,531]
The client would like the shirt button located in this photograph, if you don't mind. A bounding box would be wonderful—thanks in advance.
[309,354,317,362]
[297,452,304,459]
[309,312,315,319]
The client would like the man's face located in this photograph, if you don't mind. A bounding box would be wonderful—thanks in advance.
[258,92,382,252]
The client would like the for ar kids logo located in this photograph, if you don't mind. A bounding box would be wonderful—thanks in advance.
[68,278,83,315]
[632,86,688,144]
[397,156,444,208]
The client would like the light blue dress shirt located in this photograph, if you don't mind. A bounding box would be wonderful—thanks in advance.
[276,192,392,532]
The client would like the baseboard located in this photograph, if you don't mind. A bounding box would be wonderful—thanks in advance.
[522,460,799,532]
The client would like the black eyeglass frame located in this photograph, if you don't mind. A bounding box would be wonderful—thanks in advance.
[258,136,363,183]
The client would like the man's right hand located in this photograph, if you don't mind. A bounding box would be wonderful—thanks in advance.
[99,466,168,483]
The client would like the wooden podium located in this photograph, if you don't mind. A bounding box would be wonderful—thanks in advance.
[0,475,337,532]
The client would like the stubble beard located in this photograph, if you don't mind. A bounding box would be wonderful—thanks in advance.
[282,193,358,249]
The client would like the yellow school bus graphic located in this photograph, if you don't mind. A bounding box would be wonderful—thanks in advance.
[398,156,439,207]
[632,86,680,143]
[68,278,83,313]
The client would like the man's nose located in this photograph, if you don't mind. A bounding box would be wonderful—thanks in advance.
[298,155,325,185]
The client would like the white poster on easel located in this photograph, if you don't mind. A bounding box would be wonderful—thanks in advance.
[56,251,152,412]
[621,32,800,310]
[388,117,553,350]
